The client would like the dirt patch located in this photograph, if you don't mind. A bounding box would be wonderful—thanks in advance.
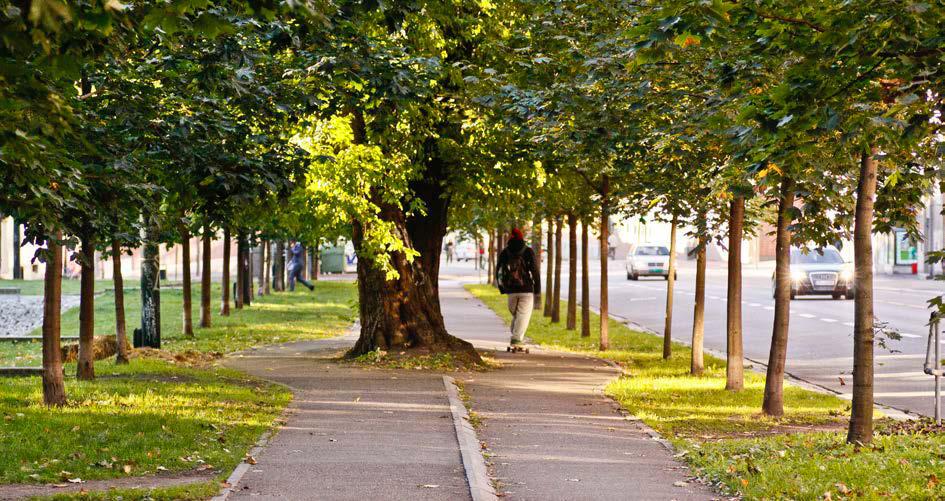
[0,467,217,500]
[683,420,848,441]
[132,347,223,367]
[345,347,498,372]
[878,418,945,436]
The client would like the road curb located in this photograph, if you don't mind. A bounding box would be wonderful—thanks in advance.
[443,375,498,501]
[603,308,917,421]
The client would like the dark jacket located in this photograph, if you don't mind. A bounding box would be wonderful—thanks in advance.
[495,238,541,294]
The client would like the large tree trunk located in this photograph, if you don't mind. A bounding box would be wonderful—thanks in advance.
[77,234,96,380]
[42,232,67,406]
[273,241,285,292]
[663,214,678,359]
[308,245,318,282]
[256,241,266,295]
[690,236,706,376]
[140,223,161,348]
[180,225,194,337]
[581,218,591,338]
[346,109,472,360]
[544,217,554,316]
[531,216,543,309]
[726,197,745,390]
[763,178,796,417]
[848,147,878,444]
[599,175,610,351]
[566,213,577,330]
[112,240,129,364]
[551,216,562,323]
[220,228,231,316]
[200,228,211,328]
[348,201,479,361]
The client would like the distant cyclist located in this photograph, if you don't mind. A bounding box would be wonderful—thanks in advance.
[495,228,541,348]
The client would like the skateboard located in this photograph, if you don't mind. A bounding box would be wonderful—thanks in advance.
[506,345,530,354]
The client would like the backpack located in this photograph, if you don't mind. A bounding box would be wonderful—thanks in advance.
[499,248,531,292]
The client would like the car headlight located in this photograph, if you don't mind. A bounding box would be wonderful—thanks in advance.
[790,270,806,281]
[840,270,854,281]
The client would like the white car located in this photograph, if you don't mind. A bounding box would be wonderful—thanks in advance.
[625,244,675,280]
[453,241,478,262]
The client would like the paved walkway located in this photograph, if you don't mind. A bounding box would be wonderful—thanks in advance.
[440,281,717,500]
[218,281,717,500]
[223,336,469,500]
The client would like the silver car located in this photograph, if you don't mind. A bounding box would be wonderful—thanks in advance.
[772,247,854,300]
[625,244,675,280]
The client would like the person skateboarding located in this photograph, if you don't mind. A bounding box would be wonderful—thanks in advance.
[495,228,541,351]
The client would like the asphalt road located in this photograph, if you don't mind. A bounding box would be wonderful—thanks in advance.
[443,257,945,417]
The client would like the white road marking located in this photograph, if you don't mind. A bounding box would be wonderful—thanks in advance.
[628,297,657,302]
[799,313,816,319]
[709,295,720,300]
[898,332,922,339]
[820,318,838,323]
[763,306,774,311]
[842,322,854,327]
[749,303,762,307]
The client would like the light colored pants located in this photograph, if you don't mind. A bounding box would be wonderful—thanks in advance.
[506,293,534,344]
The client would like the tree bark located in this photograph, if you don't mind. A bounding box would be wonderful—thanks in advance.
[76,234,96,380]
[848,147,878,444]
[763,177,796,417]
[273,241,285,292]
[241,234,251,306]
[486,229,495,285]
[112,240,129,364]
[726,197,745,390]
[140,224,161,348]
[544,217,554,316]
[234,232,244,310]
[200,228,211,328]
[263,240,272,294]
[220,228,231,316]
[180,225,194,337]
[551,215,562,323]
[348,200,479,361]
[566,213,577,330]
[581,218,591,338]
[42,232,67,406]
[600,175,610,351]
[691,236,706,376]
[531,215,543,309]
[12,220,22,279]
[663,214,678,359]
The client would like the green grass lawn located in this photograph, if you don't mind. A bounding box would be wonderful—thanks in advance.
[0,279,115,296]
[0,281,357,498]
[0,281,357,366]
[467,284,945,499]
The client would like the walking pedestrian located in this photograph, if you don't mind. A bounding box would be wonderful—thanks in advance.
[495,228,541,347]
[445,241,455,264]
[287,240,314,292]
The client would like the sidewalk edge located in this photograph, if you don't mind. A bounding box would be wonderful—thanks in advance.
[443,375,498,501]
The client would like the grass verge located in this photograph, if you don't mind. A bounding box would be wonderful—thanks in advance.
[467,284,945,499]
[1,282,357,366]
[1,281,357,498]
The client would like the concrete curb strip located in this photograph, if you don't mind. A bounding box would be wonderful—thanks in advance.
[442,375,498,501]
[210,428,277,501]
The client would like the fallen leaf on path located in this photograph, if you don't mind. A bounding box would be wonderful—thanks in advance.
[673,481,688,487]
[566,478,580,482]
[67,478,84,484]
[419,484,439,488]
[245,456,257,465]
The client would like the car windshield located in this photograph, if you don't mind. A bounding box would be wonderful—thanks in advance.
[791,248,844,265]
[635,246,669,256]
